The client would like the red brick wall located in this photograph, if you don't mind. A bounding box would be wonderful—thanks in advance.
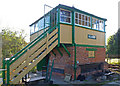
[49,46,75,78]
[49,46,106,79]
[76,47,106,64]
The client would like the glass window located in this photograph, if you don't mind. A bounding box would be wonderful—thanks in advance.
[45,15,50,27]
[35,23,38,32]
[92,18,104,31]
[60,9,71,23]
[75,12,91,27]
[30,25,34,34]
[92,18,98,30]
[38,18,44,30]
[99,20,104,31]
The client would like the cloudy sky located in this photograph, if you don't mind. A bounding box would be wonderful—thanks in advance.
[0,0,119,43]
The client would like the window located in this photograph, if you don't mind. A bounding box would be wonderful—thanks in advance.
[75,12,91,27]
[99,20,104,31]
[60,9,71,23]
[92,18,99,30]
[34,23,38,32]
[92,18,104,31]
[30,25,34,34]
[38,18,44,30]
[88,51,95,58]
[86,48,97,58]
[30,13,50,35]
[45,15,50,27]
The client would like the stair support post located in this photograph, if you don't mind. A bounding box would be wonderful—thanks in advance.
[49,59,54,81]
[74,44,77,80]
[46,33,48,54]
[61,44,71,57]
[2,59,5,84]
[46,59,50,81]
[56,47,63,57]
[51,50,56,57]
[57,8,60,47]
[6,60,10,84]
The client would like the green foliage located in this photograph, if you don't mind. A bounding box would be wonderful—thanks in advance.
[0,71,2,78]
[31,66,37,73]
[1,28,28,58]
[107,28,120,55]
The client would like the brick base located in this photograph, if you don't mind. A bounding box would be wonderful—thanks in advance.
[49,45,107,80]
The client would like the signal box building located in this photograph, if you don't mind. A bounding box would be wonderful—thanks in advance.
[29,4,107,80]
[3,4,108,84]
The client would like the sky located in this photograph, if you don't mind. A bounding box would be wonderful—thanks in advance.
[0,0,119,43]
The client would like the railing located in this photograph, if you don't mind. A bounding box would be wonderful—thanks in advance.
[9,27,54,64]
[3,25,58,84]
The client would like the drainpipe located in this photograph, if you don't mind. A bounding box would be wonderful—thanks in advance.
[72,10,76,80]
[74,44,77,80]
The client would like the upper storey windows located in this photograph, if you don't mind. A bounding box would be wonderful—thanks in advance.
[30,8,106,35]
[75,12,91,28]
[92,18,104,31]
[60,9,105,32]
[60,9,71,23]
[30,14,50,34]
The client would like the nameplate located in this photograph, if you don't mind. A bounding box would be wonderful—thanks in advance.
[88,34,96,39]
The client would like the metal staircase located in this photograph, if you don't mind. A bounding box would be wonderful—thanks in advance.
[3,26,58,84]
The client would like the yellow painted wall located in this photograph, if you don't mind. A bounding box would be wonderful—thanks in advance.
[30,28,48,41]
[60,24,72,44]
[75,26,105,46]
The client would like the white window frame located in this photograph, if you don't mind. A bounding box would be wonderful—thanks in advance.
[92,17,104,31]
[75,12,91,28]
[60,9,72,24]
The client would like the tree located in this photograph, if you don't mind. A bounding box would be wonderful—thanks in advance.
[107,28,120,55]
[2,28,28,58]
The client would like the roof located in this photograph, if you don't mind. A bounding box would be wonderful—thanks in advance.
[30,4,107,26]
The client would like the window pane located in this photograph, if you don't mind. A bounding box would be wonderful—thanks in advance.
[82,21,84,25]
[79,14,81,19]
[85,16,87,21]
[60,10,71,23]
[75,13,78,18]
[96,20,99,30]
[99,20,104,31]
[60,10,70,17]
[88,17,90,22]
[35,23,38,32]
[92,18,97,29]
[60,16,66,22]
[85,22,87,26]
[66,18,71,23]
[75,19,78,24]
[82,15,84,20]
[88,22,91,27]
[30,25,34,34]
[79,20,81,25]
[45,15,50,27]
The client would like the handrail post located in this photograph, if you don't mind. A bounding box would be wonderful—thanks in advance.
[57,8,60,47]
[46,33,48,53]
[6,59,10,84]
[46,59,50,81]
[49,59,54,81]
[2,59,5,84]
